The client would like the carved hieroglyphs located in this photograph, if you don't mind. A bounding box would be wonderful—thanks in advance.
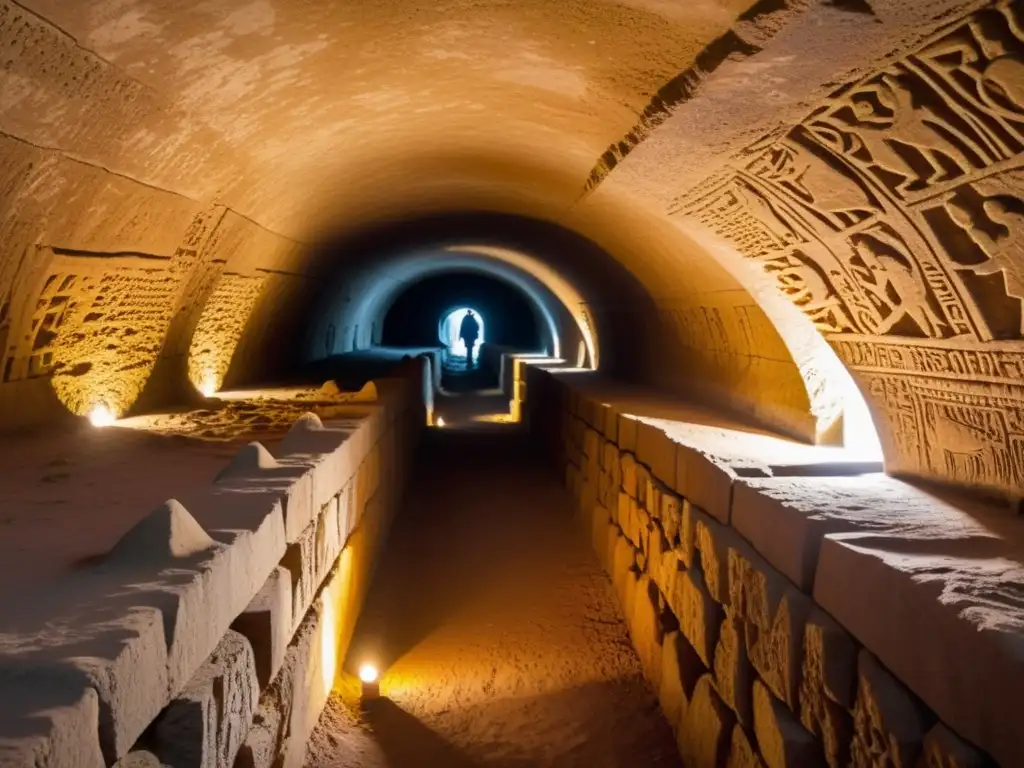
[673,0,1024,495]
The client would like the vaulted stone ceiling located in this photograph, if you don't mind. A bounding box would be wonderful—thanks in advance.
[1,0,1022,502]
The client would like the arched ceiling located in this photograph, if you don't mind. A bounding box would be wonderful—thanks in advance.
[1,0,1021,500]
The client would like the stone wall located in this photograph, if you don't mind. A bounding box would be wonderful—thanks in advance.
[0,360,426,768]
[523,362,1023,767]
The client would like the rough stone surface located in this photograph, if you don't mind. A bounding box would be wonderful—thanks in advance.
[726,725,764,768]
[151,630,259,768]
[729,545,812,710]
[658,630,704,734]
[713,612,754,728]
[679,674,734,768]
[231,565,294,690]
[800,609,856,767]
[919,724,993,768]
[667,564,721,667]
[0,681,105,768]
[752,680,824,768]
[849,651,933,768]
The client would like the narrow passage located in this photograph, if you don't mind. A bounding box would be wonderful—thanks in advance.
[306,427,681,767]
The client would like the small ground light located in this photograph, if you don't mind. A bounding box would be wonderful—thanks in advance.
[435,416,446,427]
[359,663,380,700]
[88,405,116,428]
[200,378,217,398]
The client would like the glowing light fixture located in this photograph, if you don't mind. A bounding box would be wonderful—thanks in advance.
[435,416,446,428]
[359,663,380,700]
[88,404,116,428]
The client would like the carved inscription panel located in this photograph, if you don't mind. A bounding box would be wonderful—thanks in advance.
[673,1,1024,496]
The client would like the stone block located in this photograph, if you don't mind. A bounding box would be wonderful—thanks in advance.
[729,545,811,710]
[799,609,856,768]
[601,403,618,444]
[849,651,932,768]
[636,463,651,510]
[661,492,683,548]
[231,566,293,689]
[814,522,1024,768]
[621,452,638,498]
[713,612,754,727]
[666,565,721,667]
[151,631,259,768]
[214,442,314,545]
[234,690,284,768]
[278,415,358,513]
[727,725,764,768]
[611,535,635,604]
[618,414,638,453]
[678,675,734,768]
[636,419,677,490]
[675,444,736,525]
[647,524,682,598]
[583,427,600,460]
[659,630,705,733]
[590,504,613,569]
[919,723,993,768]
[629,576,664,689]
[112,751,168,767]
[692,509,749,606]
[752,680,824,768]
[733,476,907,592]
[0,679,105,768]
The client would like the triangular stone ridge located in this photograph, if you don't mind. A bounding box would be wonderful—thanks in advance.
[215,441,279,482]
[106,499,215,564]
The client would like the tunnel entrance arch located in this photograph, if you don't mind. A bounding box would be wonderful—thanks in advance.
[439,307,485,361]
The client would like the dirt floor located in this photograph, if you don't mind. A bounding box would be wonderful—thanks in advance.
[304,426,682,768]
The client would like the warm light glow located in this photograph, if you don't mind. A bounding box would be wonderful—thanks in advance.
[359,663,379,684]
[435,416,446,428]
[88,404,116,428]
[321,598,338,691]
[199,376,218,398]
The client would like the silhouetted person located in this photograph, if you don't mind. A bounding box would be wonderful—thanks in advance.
[459,311,480,367]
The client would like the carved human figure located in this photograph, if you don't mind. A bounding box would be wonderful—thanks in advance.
[947,198,1024,334]
[852,234,946,336]
[849,75,974,193]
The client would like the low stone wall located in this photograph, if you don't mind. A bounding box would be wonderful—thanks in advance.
[523,363,1022,768]
[0,360,426,768]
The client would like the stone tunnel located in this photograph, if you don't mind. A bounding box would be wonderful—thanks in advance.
[1,0,1022,766]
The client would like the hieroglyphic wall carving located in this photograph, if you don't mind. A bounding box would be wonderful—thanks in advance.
[187,272,268,394]
[673,0,1024,496]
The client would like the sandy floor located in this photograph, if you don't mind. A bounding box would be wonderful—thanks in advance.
[305,427,681,768]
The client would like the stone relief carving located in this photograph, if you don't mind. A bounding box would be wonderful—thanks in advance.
[672,0,1024,495]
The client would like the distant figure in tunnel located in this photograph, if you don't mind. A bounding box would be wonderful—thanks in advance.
[460,310,480,367]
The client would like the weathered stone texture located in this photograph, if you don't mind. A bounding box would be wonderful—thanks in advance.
[679,675,734,768]
[752,680,824,768]
[849,651,933,768]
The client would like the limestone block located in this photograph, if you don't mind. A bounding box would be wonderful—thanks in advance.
[611,535,636,606]
[583,427,600,461]
[151,631,259,768]
[619,567,640,630]
[231,566,293,689]
[733,476,901,592]
[675,444,736,525]
[626,504,652,557]
[801,609,857,709]
[692,509,750,606]
[603,521,621,577]
[580,477,599,522]
[727,725,765,768]
[666,565,721,667]
[647,523,682,598]
[601,403,618,444]
[590,504,613,570]
[621,452,638,498]
[629,576,665,689]
[659,630,705,732]
[679,675,734,768]
[636,463,651,510]
[729,545,811,710]
[636,419,677,489]
[714,612,755,727]
[277,415,358,513]
[616,491,634,533]
[618,413,638,454]
[281,521,317,634]
[814,524,1024,768]
[753,680,824,768]
[661,491,683,548]
[799,609,855,767]
[849,651,932,768]
[233,677,286,768]
[919,724,993,768]
[646,477,663,522]
[0,679,105,768]
[214,442,314,544]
